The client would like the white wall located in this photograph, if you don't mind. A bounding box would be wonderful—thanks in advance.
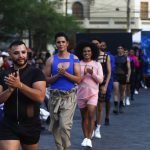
[89,0,140,18]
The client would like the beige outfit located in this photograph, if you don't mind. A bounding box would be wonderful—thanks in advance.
[48,88,77,150]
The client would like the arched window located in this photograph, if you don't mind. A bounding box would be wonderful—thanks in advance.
[72,2,84,19]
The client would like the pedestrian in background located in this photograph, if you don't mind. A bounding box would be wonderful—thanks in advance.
[124,49,131,106]
[1,52,10,70]
[92,39,111,138]
[113,45,131,114]
[128,48,139,101]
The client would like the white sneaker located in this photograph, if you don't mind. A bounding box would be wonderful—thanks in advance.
[144,86,148,89]
[94,127,101,138]
[81,138,87,147]
[134,90,138,94]
[126,97,130,106]
[86,139,92,148]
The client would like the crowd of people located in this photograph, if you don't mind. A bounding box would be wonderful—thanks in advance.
[0,32,149,150]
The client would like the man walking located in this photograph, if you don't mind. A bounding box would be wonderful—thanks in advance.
[44,32,81,150]
[0,41,46,150]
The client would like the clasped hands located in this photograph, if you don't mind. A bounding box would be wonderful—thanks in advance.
[4,71,22,91]
[57,66,66,76]
[84,65,93,75]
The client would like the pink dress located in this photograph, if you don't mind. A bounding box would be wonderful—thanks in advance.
[77,60,103,108]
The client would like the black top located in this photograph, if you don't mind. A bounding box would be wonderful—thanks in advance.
[97,53,108,82]
[115,55,128,75]
[0,64,45,123]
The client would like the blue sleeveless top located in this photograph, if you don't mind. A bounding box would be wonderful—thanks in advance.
[51,54,79,91]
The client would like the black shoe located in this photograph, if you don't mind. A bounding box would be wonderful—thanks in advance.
[95,120,97,127]
[119,101,124,113]
[105,118,110,126]
[41,126,46,130]
[119,106,124,113]
[113,108,118,114]
[46,116,50,124]
[113,102,118,114]
[130,96,134,101]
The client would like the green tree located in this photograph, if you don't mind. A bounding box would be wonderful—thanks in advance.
[0,0,83,51]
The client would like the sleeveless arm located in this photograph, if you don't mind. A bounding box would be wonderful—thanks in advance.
[104,55,111,88]
[63,55,81,84]
[99,55,111,94]
[44,56,61,84]
[126,57,131,82]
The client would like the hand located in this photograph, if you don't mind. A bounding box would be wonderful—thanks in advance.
[58,66,66,75]
[86,67,93,75]
[101,85,107,94]
[4,71,21,89]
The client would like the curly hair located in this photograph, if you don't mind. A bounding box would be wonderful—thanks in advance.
[75,41,99,61]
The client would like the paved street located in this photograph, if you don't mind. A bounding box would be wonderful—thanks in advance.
[39,88,150,150]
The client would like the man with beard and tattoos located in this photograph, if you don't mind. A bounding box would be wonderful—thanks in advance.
[0,41,46,150]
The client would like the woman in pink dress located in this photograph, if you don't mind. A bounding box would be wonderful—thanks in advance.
[75,42,103,148]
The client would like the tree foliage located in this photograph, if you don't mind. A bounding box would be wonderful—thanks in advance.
[0,0,83,51]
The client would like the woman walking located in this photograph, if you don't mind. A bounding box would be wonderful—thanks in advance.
[75,42,103,148]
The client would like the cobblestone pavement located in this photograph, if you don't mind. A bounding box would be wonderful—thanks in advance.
[39,88,150,150]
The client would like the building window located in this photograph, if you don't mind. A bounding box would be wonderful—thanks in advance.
[141,2,149,20]
[72,2,84,19]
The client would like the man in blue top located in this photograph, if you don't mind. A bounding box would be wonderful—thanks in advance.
[44,32,81,150]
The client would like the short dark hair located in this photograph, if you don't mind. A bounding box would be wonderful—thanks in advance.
[9,40,26,49]
[75,41,99,61]
[91,38,101,43]
[55,32,69,42]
